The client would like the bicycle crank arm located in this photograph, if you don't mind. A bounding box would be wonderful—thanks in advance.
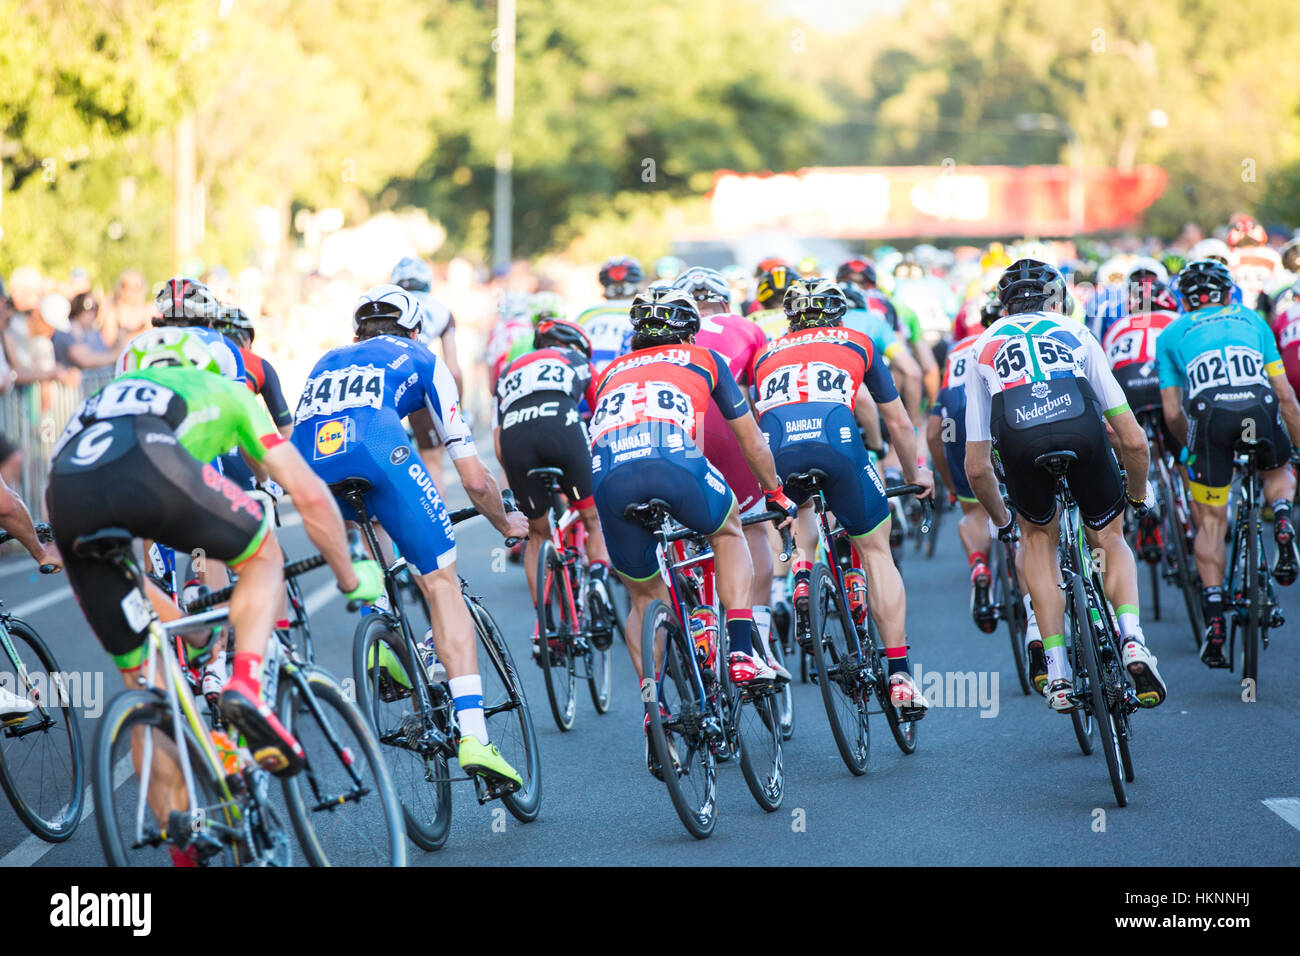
[312,786,373,812]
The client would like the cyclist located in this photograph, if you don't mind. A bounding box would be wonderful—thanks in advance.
[292,284,529,787]
[749,265,797,340]
[485,292,536,391]
[753,278,935,715]
[964,259,1166,711]
[492,317,614,657]
[0,475,62,724]
[671,266,787,678]
[589,286,795,693]
[45,329,382,863]
[929,297,1003,636]
[212,307,294,439]
[1157,259,1300,667]
[577,257,642,375]
[1271,273,1300,400]
[842,282,924,426]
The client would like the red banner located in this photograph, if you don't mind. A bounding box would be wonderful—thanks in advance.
[706,165,1167,238]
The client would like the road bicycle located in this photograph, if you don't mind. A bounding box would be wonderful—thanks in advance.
[531,466,617,731]
[80,528,406,866]
[634,502,793,840]
[788,470,931,775]
[1039,451,1140,808]
[0,524,84,843]
[988,523,1031,696]
[342,479,541,851]
[1223,444,1286,694]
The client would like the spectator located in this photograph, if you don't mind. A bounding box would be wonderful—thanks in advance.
[2,266,59,386]
[3,291,79,389]
[0,436,22,490]
[101,269,152,346]
[53,292,117,369]
[66,267,91,298]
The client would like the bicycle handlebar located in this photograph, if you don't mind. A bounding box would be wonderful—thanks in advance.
[448,490,524,547]
[0,522,53,547]
[187,552,328,611]
[885,483,934,534]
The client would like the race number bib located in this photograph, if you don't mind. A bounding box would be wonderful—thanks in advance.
[296,365,385,422]
[756,362,853,414]
[1106,331,1143,366]
[756,363,801,414]
[946,350,971,386]
[590,381,693,438]
[496,359,575,411]
[1186,346,1266,399]
[991,336,1075,387]
[90,381,175,419]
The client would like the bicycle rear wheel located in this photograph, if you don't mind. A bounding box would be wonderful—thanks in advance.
[807,564,870,775]
[1159,473,1203,648]
[94,689,240,866]
[1072,576,1126,807]
[1242,498,1261,691]
[0,619,84,842]
[1065,607,1094,755]
[352,613,451,851]
[769,632,795,740]
[471,595,542,823]
[994,547,1031,696]
[279,666,407,866]
[536,542,578,731]
[641,599,717,839]
[585,585,615,714]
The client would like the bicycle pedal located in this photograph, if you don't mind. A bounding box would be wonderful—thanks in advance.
[471,771,521,806]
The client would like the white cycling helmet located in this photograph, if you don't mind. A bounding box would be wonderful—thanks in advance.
[1124,256,1168,286]
[119,328,222,376]
[1189,238,1233,266]
[390,256,434,293]
[352,283,424,334]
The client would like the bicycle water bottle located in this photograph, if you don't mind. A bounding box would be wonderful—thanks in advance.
[845,568,868,625]
[688,606,719,671]
[261,637,281,708]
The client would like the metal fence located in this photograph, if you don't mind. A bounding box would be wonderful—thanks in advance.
[0,369,116,521]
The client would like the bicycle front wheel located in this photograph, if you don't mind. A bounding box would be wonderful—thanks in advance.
[736,685,785,812]
[352,613,451,851]
[1072,575,1126,807]
[536,542,578,731]
[1242,499,1261,691]
[808,563,870,775]
[994,547,1031,696]
[279,666,407,866]
[0,618,84,842]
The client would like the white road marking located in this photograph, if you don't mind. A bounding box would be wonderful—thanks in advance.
[0,755,131,867]
[0,559,40,581]
[5,586,72,619]
[304,580,339,616]
[1263,797,1300,833]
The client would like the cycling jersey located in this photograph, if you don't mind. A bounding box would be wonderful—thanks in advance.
[576,298,634,374]
[493,346,597,518]
[293,335,472,573]
[411,291,455,342]
[862,288,901,338]
[843,308,905,364]
[239,348,293,429]
[752,326,897,536]
[748,308,788,341]
[1272,296,1300,397]
[694,312,768,514]
[931,332,981,501]
[1102,310,1177,413]
[485,318,534,388]
[965,313,1129,529]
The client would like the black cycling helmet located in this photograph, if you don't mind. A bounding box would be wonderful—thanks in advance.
[533,318,592,360]
[997,258,1071,315]
[598,256,643,298]
[836,257,877,287]
[840,281,868,310]
[1175,258,1234,308]
[628,287,700,345]
[784,278,848,331]
[214,305,254,345]
[755,264,797,308]
[979,296,1003,327]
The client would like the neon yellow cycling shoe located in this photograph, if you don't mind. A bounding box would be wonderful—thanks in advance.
[365,642,411,700]
[457,737,522,791]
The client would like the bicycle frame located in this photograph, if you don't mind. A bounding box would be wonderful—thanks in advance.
[0,611,63,738]
[1224,447,1279,670]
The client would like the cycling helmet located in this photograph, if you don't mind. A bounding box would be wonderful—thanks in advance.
[154,277,222,327]
[1133,279,1179,313]
[1124,257,1168,286]
[840,282,868,310]
[979,296,1003,328]
[1226,214,1267,249]
[214,305,254,345]
[672,267,730,304]
[1279,238,1300,274]
[352,283,424,333]
[796,255,820,277]
[390,256,434,293]
[755,264,797,308]
[527,291,565,326]
[628,287,700,343]
[1188,238,1232,266]
[1161,252,1186,277]
[755,256,787,278]
[1176,258,1234,307]
[893,254,924,280]
[598,256,643,297]
[836,257,877,286]
[120,328,222,375]
[784,278,848,331]
[997,258,1071,315]
[533,318,592,359]
[654,256,685,281]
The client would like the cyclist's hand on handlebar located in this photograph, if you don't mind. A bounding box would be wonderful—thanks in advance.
[36,543,62,574]
[995,504,1018,543]
[1128,484,1159,519]
[503,510,529,542]
[910,466,935,500]
[764,485,798,529]
[339,558,384,607]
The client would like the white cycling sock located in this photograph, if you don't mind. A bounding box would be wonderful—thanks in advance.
[450,674,488,746]
[1023,594,1040,649]
[753,605,773,658]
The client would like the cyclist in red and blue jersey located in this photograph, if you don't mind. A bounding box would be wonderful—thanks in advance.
[753,278,934,716]
[293,284,529,788]
[214,306,293,437]
[590,287,795,691]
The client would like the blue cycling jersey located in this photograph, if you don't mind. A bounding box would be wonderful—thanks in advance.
[1156,304,1284,398]
[842,308,901,361]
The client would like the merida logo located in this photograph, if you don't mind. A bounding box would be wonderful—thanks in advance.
[1014,392,1073,422]
[50,886,151,936]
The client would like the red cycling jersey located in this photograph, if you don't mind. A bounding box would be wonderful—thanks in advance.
[751,326,895,416]
[592,343,746,444]
[1272,299,1300,396]
[1101,310,1177,370]
[940,332,982,391]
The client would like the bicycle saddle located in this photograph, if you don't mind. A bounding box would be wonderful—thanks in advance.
[72,527,134,561]
[329,478,373,498]
[1033,451,1077,477]
[526,467,565,484]
[786,469,828,490]
[624,499,673,527]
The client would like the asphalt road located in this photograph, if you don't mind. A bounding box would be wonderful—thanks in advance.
[2,481,1298,866]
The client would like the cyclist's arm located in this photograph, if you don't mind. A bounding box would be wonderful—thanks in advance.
[256,357,295,438]
[260,443,358,593]
[852,386,884,451]
[0,476,55,567]
[440,323,463,396]
[876,392,927,492]
[710,354,781,492]
[926,411,957,495]
[1109,408,1150,501]
[1269,371,1300,443]
[887,343,923,425]
[1160,386,1189,446]
[452,454,525,539]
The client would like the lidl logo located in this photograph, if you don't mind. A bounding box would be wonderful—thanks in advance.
[314,419,347,458]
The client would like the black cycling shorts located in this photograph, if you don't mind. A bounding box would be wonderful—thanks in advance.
[46,416,270,667]
[498,397,593,519]
[990,378,1125,530]
[1185,387,1293,506]
[1112,363,1161,415]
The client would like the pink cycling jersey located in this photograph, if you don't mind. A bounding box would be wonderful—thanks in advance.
[694,312,767,513]
[1273,299,1300,397]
